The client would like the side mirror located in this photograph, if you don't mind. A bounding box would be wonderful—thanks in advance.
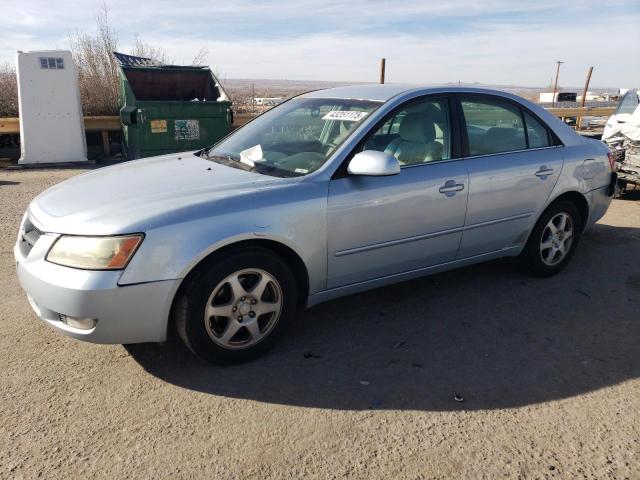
[347,150,400,176]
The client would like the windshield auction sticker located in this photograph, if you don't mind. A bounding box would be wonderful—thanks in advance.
[322,111,368,122]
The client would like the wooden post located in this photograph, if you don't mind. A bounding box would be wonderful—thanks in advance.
[101,130,111,157]
[551,60,563,107]
[580,67,594,108]
[577,66,594,131]
[379,58,386,84]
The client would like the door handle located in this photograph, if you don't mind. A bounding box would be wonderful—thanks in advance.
[535,166,554,178]
[439,180,465,196]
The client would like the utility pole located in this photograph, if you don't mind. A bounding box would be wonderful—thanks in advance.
[551,60,563,107]
[379,58,386,84]
[576,66,594,131]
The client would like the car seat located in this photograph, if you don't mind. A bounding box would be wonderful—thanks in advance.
[384,113,443,165]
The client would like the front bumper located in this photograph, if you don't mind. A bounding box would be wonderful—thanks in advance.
[14,226,178,344]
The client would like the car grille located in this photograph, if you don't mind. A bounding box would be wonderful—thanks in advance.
[19,216,44,257]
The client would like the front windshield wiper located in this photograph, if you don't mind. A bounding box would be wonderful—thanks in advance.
[201,151,301,178]
[202,152,255,172]
[252,163,302,178]
[200,147,238,162]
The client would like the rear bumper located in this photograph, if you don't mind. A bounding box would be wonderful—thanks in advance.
[14,236,178,344]
[608,172,618,196]
[585,183,614,230]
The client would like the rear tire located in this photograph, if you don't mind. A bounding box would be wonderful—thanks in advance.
[518,201,582,277]
[175,248,298,364]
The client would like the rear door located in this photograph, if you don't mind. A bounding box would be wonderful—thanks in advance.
[326,96,469,288]
[456,95,564,258]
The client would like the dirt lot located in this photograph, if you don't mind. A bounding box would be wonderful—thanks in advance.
[1,167,638,479]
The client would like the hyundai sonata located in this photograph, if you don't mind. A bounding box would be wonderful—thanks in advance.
[15,86,615,363]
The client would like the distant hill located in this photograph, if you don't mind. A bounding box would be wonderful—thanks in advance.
[220,78,619,111]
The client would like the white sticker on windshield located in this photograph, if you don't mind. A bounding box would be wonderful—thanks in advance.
[322,110,369,122]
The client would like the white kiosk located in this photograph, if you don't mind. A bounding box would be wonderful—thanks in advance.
[16,50,88,165]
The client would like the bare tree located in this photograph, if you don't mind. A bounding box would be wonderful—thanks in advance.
[69,2,120,115]
[131,35,172,64]
[2,1,212,118]
[68,3,177,115]
[0,62,18,117]
[191,47,209,66]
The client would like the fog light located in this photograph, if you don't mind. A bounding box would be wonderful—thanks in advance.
[59,314,97,330]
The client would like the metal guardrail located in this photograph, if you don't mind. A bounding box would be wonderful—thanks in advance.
[0,114,256,156]
[0,116,123,156]
[544,107,616,118]
[0,116,121,134]
[0,108,614,156]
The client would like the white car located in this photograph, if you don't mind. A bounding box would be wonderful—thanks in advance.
[602,89,640,196]
[603,89,639,141]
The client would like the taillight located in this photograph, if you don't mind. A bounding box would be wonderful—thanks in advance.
[607,151,616,171]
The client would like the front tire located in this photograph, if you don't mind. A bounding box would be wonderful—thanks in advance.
[175,248,298,364]
[519,201,582,277]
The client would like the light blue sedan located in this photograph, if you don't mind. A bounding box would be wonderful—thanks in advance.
[15,86,615,363]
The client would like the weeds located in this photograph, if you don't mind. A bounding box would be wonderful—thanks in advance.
[0,63,18,117]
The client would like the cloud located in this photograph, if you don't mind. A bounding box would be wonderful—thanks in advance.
[1,0,639,87]
[137,12,640,87]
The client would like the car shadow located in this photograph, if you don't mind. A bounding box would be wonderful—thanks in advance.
[619,189,640,201]
[126,222,640,411]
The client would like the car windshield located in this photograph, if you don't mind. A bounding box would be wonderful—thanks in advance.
[616,90,639,115]
[201,97,381,177]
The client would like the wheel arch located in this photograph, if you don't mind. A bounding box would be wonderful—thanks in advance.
[168,238,310,333]
[519,190,590,252]
[546,190,590,232]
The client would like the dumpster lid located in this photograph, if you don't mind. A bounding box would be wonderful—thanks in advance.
[113,51,230,102]
[113,51,163,68]
[113,51,209,70]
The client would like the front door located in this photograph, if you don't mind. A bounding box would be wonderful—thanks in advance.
[326,96,469,289]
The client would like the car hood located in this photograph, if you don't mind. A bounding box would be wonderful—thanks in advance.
[29,152,288,235]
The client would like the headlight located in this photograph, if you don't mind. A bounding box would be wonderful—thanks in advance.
[46,234,144,270]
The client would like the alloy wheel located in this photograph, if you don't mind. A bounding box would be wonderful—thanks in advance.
[203,268,283,350]
[539,212,574,266]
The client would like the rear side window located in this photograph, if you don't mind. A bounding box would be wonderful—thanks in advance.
[461,99,526,155]
[523,111,550,148]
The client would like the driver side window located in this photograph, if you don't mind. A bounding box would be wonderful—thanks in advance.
[364,98,451,166]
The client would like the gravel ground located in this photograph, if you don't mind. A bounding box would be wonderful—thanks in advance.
[1,167,639,479]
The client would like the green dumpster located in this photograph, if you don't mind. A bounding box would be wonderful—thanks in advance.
[114,52,233,159]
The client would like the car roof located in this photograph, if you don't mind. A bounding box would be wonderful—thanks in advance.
[302,84,420,102]
[302,83,585,147]
[301,84,524,103]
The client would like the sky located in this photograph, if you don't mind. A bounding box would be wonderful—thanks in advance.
[2,0,639,88]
